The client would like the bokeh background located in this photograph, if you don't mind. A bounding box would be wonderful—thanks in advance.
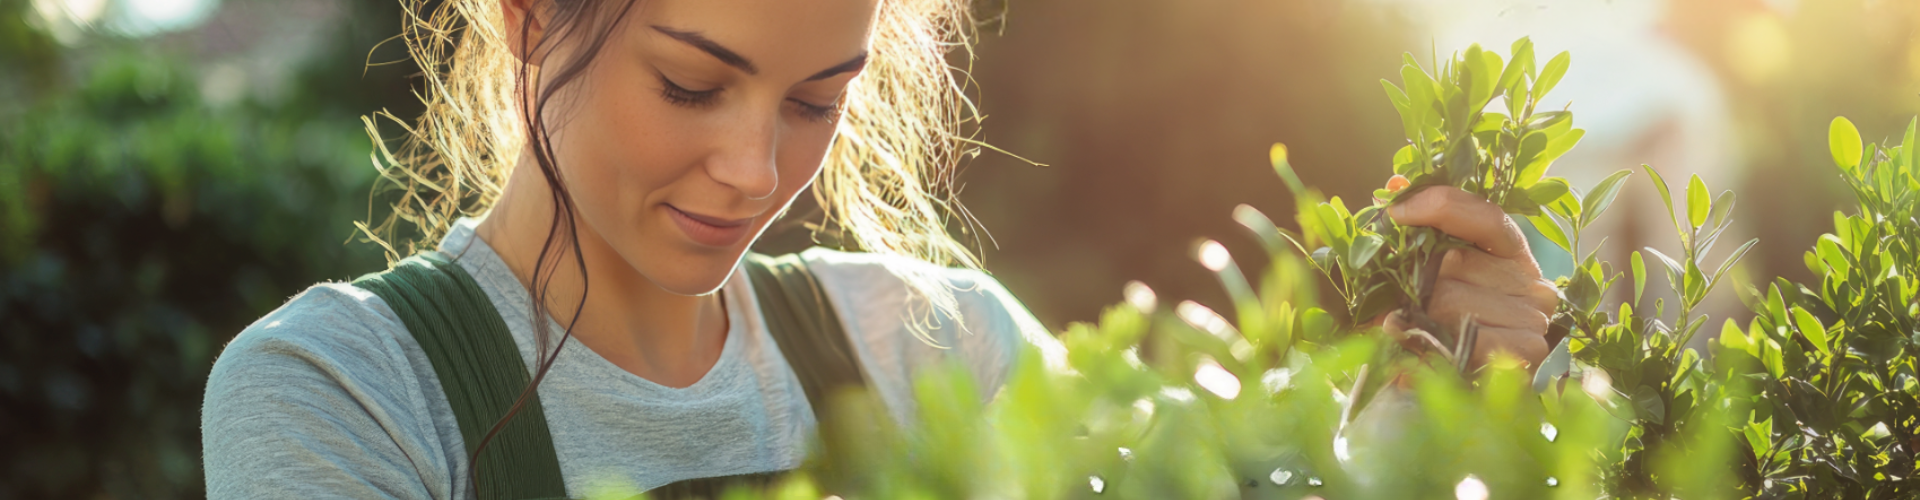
[2,0,1916,497]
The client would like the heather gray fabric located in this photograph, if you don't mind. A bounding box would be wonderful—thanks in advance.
[201,218,1057,499]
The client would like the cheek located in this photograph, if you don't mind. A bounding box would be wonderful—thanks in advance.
[546,69,697,216]
[775,123,837,197]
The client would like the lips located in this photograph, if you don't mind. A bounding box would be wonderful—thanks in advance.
[666,204,755,247]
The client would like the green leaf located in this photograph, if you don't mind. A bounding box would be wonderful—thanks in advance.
[1830,116,1862,171]
[1382,79,1418,140]
[1718,319,1751,354]
[1523,110,1571,131]
[1401,64,1439,124]
[1349,234,1384,269]
[1711,239,1759,291]
[1632,251,1647,305]
[1765,284,1789,333]
[1792,307,1831,357]
[1231,205,1286,256]
[1520,129,1584,187]
[1500,38,1534,93]
[1579,169,1633,228]
[1526,178,1571,205]
[1686,174,1710,229]
[1905,116,1917,175]
[1642,164,1682,243]
[1632,385,1665,424]
[1707,190,1737,232]
[1745,416,1773,459]
[1526,214,1572,254]
[1532,51,1571,102]
[1816,234,1850,277]
[1314,203,1348,253]
[1531,338,1571,393]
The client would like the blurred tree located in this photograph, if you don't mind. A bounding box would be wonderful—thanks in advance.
[0,0,421,497]
[961,0,1415,329]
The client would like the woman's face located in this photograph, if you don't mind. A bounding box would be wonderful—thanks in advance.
[535,0,877,295]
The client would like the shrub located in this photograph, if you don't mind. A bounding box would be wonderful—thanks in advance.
[0,53,386,498]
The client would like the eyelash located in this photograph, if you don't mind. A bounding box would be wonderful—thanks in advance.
[656,73,840,124]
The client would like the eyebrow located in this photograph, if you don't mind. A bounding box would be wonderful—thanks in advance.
[651,25,868,82]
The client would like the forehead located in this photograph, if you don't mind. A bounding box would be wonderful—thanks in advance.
[632,0,880,73]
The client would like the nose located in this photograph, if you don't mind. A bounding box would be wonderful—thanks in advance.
[704,106,781,201]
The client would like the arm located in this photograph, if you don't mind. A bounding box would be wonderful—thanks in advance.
[202,286,451,499]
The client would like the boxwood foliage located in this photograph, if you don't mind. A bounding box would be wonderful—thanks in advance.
[0,53,387,498]
[638,40,1916,500]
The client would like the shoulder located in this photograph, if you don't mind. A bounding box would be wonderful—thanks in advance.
[207,282,414,390]
[794,248,1062,418]
[202,282,448,498]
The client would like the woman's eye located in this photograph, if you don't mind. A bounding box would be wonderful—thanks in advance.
[788,98,839,123]
[656,73,720,108]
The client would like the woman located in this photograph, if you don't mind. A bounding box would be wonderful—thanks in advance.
[199,0,1559,497]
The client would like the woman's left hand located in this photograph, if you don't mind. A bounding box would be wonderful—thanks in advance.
[1381,178,1560,370]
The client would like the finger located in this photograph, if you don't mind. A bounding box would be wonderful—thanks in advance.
[1468,326,1551,369]
[1382,309,1410,333]
[1437,249,1559,313]
[1387,187,1531,261]
[1427,280,1551,332]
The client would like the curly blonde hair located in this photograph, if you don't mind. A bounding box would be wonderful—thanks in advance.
[358,0,990,338]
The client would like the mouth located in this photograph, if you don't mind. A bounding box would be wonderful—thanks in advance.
[665,204,756,247]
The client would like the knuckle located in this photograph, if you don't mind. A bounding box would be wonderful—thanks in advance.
[1442,248,1470,269]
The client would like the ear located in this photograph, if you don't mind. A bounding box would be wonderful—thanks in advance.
[501,0,551,65]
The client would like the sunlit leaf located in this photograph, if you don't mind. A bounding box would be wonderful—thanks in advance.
[1579,169,1633,229]
[1527,214,1572,254]
[1830,116,1862,171]
[1642,164,1683,243]
[1349,234,1384,269]
[1532,51,1570,102]
[1632,251,1647,306]
[1686,175,1710,230]
[1792,307,1831,357]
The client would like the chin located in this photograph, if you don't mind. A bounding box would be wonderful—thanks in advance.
[640,248,748,296]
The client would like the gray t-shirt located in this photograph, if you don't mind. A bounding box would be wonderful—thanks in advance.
[200,218,1057,499]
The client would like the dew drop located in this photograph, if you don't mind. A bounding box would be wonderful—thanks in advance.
[1262,368,1293,394]
[1454,475,1488,500]
[1307,477,1324,487]
[1195,359,1242,400]
[1540,422,1559,442]
[1198,240,1232,272]
[1118,447,1134,462]
[1269,468,1295,486]
[1123,281,1158,313]
[1546,476,1560,487]
[1089,475,1106,494]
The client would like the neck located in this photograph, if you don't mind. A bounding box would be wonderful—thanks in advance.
[474,153,730,388]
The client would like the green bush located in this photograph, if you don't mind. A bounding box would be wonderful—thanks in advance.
[0,53,386,498]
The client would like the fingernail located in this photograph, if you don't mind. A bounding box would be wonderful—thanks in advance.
[1387,202,1406,220]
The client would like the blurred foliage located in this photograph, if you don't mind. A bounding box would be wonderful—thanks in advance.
[960,0,1415,331]
[1668,0,1920,290]
[0,0,416,497]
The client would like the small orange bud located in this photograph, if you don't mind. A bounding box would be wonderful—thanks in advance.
[1385,175,1411,192]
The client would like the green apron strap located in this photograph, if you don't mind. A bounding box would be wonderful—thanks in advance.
[352,252,569,500]
[741,253,870,424]
[647,253,870,498]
